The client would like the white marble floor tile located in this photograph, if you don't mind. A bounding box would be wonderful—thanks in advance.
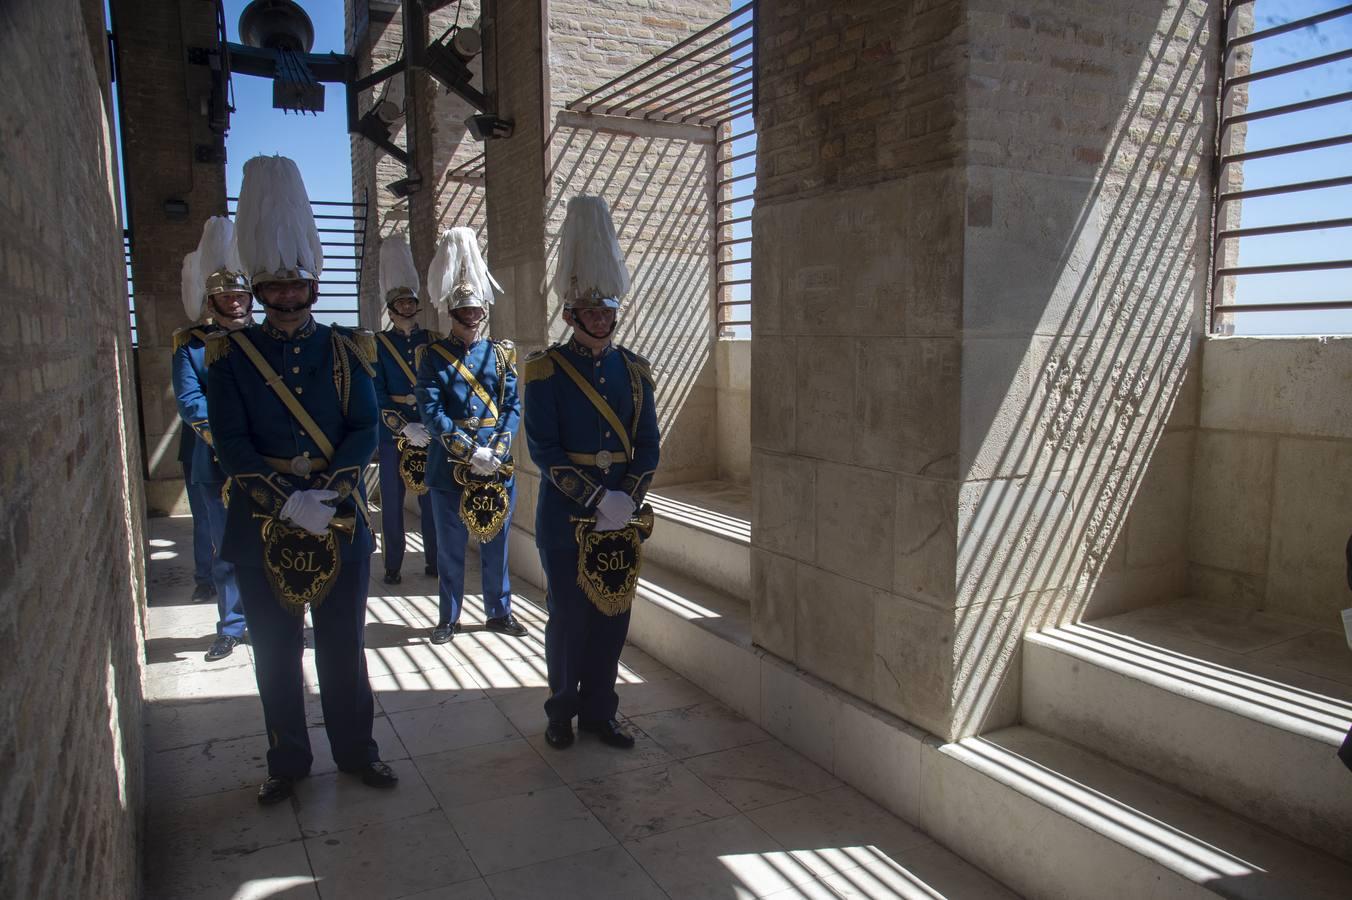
[746,786,933,879]
[444,784,615,876]
[820,840,1019,899]
[305,810,477,900]
[573,761,738,842]
[147,694,267,752]
[295,758,439,837]
[369,666,487,715]
[145,837,317,900]
[685,739,842,811]
[484,844,667,900]
[625,814,821,899]
[386,697,518,757]
[415,738,561,809]
[526,725,674,783]
[631,699,770,758]
[308,715,408,775]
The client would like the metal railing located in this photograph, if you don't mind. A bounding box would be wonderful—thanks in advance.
[1211,0,1352,332]
[563,1,756,337]
[225,191,369,328]
[124,230,137,347]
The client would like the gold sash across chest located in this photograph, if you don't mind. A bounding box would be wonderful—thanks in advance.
[376,332,419,387]
[547,350,633,461]
[431,343,499,423]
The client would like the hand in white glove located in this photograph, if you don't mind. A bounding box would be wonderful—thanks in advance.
[469,445,499,476]
[400,422,431,447]
[594,489,636,532]
[280,489,339,536]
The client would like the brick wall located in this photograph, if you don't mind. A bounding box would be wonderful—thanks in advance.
[111,0,228,512]
[0,0,147,895]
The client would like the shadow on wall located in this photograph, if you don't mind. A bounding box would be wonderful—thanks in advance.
[543,124,716,482]
[951,2,1213,737]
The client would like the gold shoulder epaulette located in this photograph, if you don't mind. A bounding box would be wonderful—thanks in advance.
[522,348,554,385]
[351,328,378,366]
[204,331,231,367]
[495,338,518,367]
[172,326,195,352]
[622,347,655,387]
[426,329,444,342]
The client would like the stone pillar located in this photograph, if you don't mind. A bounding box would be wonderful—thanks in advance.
[752,0,1217,741]
[482,0,550,349]
[111,0,228,514]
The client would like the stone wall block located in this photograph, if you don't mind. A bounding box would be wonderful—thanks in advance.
[813,460,897,590]
[794,563,879,702]
[1188,430,1274,576]
[1267,438,1352,626]
[751,548,796,660]
[750,335,796,453]
[895,474,959,608]
[793,336,855,460]
[873,591,955,736]
[1123,429,1193,569]
[752,450,816,560]
[856,337,959,478]
[1200,337,1352,440]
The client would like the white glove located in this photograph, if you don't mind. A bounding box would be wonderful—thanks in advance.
[594,489,635,532]
[470,445,499,476]
[400,422,431,447]
[280,489,339,536]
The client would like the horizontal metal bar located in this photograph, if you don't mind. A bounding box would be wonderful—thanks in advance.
[1214,299,1352,313]
[709,100,755,128]
[317,227,363,234]
[718,128,756,146]
[1222,132,1352,165]
[227,197,364,208]
[1219,173,1352,202]
[1224,89,1352,128]
[718,320,751,327]
[615,44,752,117]
[716,170,756,188]
[720,214,753,227]
[720,257,752,266]
[1226,47,1352,92]
[1217,259,1352,277]
[1217,216,1352,240]
[717,278,752,287]
[716,236,752,248]
[717,299,750,308]
[718,149,756,166]
[715,194,755,208]
[1226,3,1352,52]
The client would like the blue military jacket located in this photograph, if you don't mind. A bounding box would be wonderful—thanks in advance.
[522,338,660,550]
[373,325,440,446]
[205,316,379,565]
[414,336,520,493]
[172,323,228,484]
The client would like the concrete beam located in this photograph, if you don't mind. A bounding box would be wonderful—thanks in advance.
[555,110,714,144]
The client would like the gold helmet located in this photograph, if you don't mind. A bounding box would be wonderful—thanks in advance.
[181,216,251,321]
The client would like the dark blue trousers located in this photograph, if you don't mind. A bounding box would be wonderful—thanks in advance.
[430,483,513,625]
[541,546,630,725]
[183,459,213,586]
[377,439,438,574]
[196,481,245,638]
[236,559,378,777]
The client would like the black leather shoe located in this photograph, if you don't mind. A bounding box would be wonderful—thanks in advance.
[257,775,295,805]
[579,718,635,749]
[383,570,402,585]
[424,564,438,577]
[544,720,575,750]
[430,622,458,644]
[484,614,528,637]
[204,635,239,662]
[353,761,399,788]
[191,582,216,603]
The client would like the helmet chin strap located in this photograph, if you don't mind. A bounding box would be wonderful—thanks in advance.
[258,285,318,313]
[572,313,615,341]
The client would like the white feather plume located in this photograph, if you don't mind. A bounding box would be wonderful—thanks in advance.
[196,216,242,280]
[378,233,420,299]
[234,155,324,280]
[427,227,500,312]
[551,195,629,301]
[180,250,204,321]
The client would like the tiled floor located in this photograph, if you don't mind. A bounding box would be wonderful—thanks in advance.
[143,514,1016,900]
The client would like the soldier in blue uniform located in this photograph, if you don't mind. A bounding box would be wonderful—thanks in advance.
[181,425,216,603]
[206,155,397,805]
[523,196,660,751]
[416,227,526,644]
[173,216,253,661]
[372,234,439,585]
